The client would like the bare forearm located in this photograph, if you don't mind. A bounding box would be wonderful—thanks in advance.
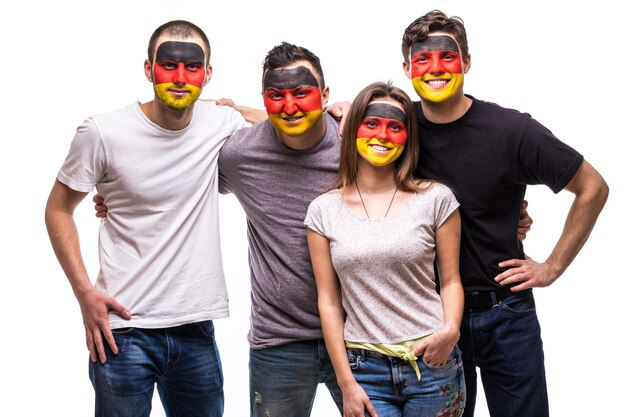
[235,105,268,124]
[319,302,355,388]
[45,209,93,296]
[546,164,609,279]
[45,181,92,296]
[438,280,463,341]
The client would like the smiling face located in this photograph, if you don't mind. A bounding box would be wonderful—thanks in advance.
[152,40,207,110]
[262,64,324,136]
[408,35,464,103]
[356,100,407,166]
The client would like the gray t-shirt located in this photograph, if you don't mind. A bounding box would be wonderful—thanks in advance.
[304,184,459,343]
[219,113,340,349]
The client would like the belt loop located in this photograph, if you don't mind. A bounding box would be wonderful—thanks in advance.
[489,291,498,306]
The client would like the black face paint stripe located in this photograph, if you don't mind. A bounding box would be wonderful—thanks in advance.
[364,103,406,124]
[410,35,459,57]
[263,66,319,91]
[156,41,205,64]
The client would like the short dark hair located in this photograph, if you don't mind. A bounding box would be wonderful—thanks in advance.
[148,20,211,65]
[401,10,469,64]
[262,42,325,91]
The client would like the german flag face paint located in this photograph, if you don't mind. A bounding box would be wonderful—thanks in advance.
[409,35,464,103]
[262,66,323,136]
[153,41,206,110]
[356,102,407,167]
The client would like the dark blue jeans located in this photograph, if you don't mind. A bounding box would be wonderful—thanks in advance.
[249,339,343,417]
[460,290,549,417]
[89,320,224,417]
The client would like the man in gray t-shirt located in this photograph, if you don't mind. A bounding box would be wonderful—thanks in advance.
[218,42,343,417]
[94,41,344,417]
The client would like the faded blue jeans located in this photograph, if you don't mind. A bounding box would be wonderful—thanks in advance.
[249,339,343,417]
[347,345,465,416]
[460,290,549,417]
[89,320,224,417]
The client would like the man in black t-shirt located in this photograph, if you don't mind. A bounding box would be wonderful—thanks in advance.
[401,10,609,417]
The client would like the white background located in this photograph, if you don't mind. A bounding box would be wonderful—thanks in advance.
[1,1,622,416]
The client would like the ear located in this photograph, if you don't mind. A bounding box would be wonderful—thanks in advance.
[203,64,213,87]
[463,53,471,74]
[144,59,154,82]
[402,60,412,79]
[321,86,330,108]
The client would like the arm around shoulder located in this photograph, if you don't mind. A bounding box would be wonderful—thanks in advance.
[215,98,267,124]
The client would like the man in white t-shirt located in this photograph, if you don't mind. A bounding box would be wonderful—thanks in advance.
[44,20,245,417]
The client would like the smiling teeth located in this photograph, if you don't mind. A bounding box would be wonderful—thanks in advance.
[370,144,389,152]
[427,80,448,86]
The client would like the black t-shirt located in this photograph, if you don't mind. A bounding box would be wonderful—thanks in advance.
[415,95,583,292]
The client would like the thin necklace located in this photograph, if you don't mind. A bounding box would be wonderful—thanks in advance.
[355,181,399,219]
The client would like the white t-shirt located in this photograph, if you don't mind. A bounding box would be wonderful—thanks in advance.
[57,101,245,329]
[305,183,459,343]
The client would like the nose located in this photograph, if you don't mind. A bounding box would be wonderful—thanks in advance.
[173,63,188,85]
[377,122,389,142]
[430,56,444,75]
[283,94,298,115]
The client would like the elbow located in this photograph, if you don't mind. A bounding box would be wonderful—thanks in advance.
[599,180,609,206]
[592,176,609,210]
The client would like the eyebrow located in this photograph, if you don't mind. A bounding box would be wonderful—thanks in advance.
[263,66,319,91]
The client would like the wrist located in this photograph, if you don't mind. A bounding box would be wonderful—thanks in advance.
[436,328,458,348]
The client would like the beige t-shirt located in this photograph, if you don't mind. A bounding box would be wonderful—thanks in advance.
[305,183,459,343]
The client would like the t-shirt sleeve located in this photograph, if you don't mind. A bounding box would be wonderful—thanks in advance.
[57,117,106,193]
[218,135,234,195]
[433,184,460,229]
[517,117,584,193]
[304,196,327,237]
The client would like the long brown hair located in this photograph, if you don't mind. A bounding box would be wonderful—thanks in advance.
[331,81,429,192]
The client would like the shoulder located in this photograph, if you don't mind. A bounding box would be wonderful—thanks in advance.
[418,182,458,204]
[429,182,454,197]
[223,120,268,147]
[323,113,341,143]
[309,189,341,210]
[76,104,136,141]
[90,103,137,125]
[471,96,532,123]
[194,101,246,125]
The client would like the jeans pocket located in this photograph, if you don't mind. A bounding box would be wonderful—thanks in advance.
[499,291,536,315]
[421,350,458,371]
[111,327,135,335]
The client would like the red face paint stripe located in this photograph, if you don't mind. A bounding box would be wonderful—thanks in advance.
[357,117,407,146]
[263,87,322,115]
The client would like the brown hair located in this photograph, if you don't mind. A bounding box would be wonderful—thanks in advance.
[332,81,429,192]
[401,10,469,64]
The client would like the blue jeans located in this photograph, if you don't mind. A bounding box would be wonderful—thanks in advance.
[89,320,224,417]
[249,339,343,417]
[347,346,466,417]
[460,290,549,417]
